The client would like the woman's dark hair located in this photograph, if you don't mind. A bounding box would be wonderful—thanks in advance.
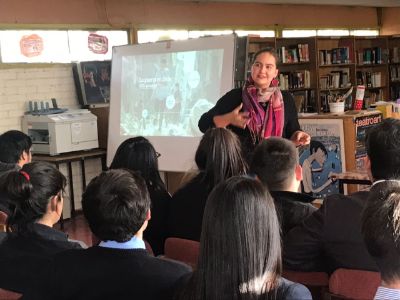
[252,47,279,66]
[110,136,165,191]
[179,176,282,300]
[4,162,66,231]
[194,128,247,191]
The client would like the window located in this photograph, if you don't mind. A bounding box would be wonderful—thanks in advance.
[137,30,189,44]
[0,30,70,63]
[68,30,128,61]
[0,29,128,63]
[137,29,275,44]
[350,29,379,36]
[317,29,350,36]
[282,30,317,38]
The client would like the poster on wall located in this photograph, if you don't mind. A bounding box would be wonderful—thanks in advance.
[299,119,346,198]
[354,113,382,171]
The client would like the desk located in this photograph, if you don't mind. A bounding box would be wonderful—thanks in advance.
[33,149,107,226]
[333,171,371,194]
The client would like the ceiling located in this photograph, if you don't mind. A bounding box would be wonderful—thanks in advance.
[178,0,400,7]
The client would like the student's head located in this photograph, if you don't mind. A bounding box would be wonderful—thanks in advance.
[5,162,66,230]
[251,137,301,191]
[82,169,151,242]
[194,128,247,190]
[110,136,165,191]
[184,176,281,299]
[366,118,400,180]
[310,140,327,166]
[251,47,279,90]
[0,130,32,166]
[362,180,400,284]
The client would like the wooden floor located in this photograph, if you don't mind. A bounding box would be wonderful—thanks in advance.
[56,213,94,247]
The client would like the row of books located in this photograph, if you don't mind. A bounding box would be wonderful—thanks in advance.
[390,65,400,81]
[319,69,351,90]
[391,47,400,63]
[319,47,351,65]
[291,90,316,113]
[356,47,387,65]
[390,85,400,101]
[277,44,310,64]
[278,70,311,90]
[356,71,382,88]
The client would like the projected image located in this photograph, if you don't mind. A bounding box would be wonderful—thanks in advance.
[120,49,223,137]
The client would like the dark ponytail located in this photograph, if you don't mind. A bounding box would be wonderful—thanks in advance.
[5,162,66,231]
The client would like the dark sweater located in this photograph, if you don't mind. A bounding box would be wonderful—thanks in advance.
[198,88,301,162]
[0,223,82,293]
[167,173,209,241]
[270,191,317,236]
[26,247,192,300]
[144,184,172,255]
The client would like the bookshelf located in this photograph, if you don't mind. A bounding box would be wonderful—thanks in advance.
[355,36,389,106]
[316,36,356,112]
[388,35,400,101]
[239,35,398,114]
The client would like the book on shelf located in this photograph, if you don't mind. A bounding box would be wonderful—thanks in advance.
[319,68,350,89]
[356,71,382,88]
[390,65,400,81]
[392,47,400,63]
[291,90,315,113]
[278,44,310,64]
[279,70,310,90]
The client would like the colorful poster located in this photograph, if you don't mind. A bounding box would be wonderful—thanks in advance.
[299,119,346,198]
[354,113,382,171]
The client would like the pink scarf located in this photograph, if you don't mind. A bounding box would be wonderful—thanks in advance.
[242,77,284,144]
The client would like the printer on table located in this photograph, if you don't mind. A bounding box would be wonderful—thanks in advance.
[22,108,99,156]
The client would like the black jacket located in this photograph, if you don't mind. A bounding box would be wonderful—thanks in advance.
[198,88,301,162]
[283,191,378,274]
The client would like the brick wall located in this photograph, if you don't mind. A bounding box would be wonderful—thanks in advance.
[0,65,103,217]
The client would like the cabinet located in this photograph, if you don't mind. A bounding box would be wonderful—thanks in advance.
[239,35,396,114]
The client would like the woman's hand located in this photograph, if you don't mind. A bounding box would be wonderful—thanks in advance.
[213,103,250,129]
[290,130,311,147]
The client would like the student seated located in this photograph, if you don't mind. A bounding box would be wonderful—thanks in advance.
[251,137,316,236]
[177,176,311,300]
[28,169,191,300]
[362,180,400,299]
[0,130,32,216]
[110,136,171,255]
[167,128,247,241]
[283,119,400,274]
[0,162,82,293]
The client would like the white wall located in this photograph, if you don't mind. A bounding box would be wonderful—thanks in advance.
[0,65,103,218]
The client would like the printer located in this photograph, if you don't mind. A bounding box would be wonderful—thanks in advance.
[22,109,99,155]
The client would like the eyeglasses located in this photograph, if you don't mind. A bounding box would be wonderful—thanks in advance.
[156,152,161,158]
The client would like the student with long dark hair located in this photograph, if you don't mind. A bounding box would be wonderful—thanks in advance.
[110,136,170,255]
[168,128,248,241]
[0,161,82,293]
[178,176,311,300]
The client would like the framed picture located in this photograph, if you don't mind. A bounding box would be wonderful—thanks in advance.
[72,60,111,106]
[299,118,346,198]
